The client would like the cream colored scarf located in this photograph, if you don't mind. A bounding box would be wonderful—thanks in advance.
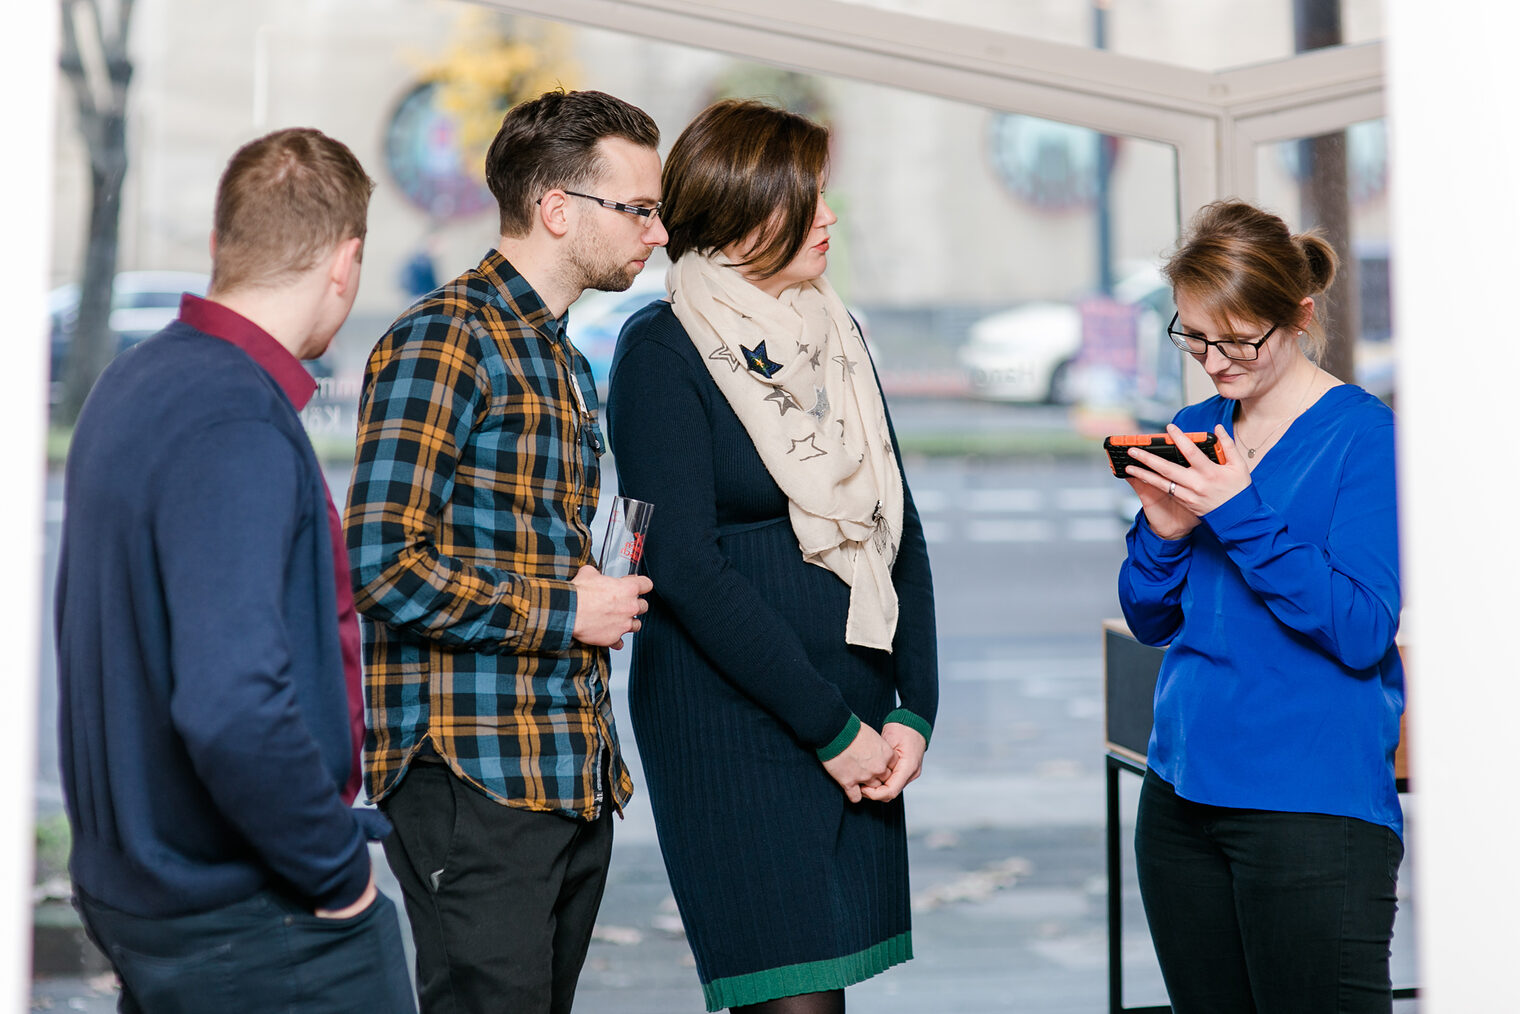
[669,252,904,651]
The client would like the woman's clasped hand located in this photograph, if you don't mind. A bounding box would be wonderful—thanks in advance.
[820,721,928,803]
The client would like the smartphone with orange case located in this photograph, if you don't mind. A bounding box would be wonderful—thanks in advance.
[1103,432,1222,478]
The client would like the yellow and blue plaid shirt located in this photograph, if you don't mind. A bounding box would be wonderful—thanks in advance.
[345,250,631,820]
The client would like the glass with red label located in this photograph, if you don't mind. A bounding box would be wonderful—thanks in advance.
[598,496,653,578]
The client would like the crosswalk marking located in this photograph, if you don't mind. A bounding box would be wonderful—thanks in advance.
[966,489,1043,513]
[908,486,1128,545]
[910,489,947,513]
[918,487,1118,516]
[919,521,952,544]
[967,519,1056,543]
[1067,517,1127,542]
[1056,488,1120,512]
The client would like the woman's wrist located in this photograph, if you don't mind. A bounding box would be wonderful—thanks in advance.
[815,713,862,762]
[883,708,932,747]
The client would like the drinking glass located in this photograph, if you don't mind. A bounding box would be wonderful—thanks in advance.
[598,496,653,578]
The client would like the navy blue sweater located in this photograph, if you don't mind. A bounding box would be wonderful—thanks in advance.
[56,321,372,917]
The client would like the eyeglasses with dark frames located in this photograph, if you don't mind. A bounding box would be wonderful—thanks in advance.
[556,190,663,221]
[1166,312,1281,362]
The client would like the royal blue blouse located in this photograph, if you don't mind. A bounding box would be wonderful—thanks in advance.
[1118,384,1404,836]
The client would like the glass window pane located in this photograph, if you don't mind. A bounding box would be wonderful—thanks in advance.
[46,5,1193,1010]
[1254,118,1395,404]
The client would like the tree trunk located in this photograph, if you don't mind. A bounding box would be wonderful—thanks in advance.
[56,0,135,425]
[1293,0,1359,383]
[59,109,126,423]
[1298,133,1358,382]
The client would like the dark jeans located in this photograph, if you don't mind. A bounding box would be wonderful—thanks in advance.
[1134,769,1403,1014]
[380,761,615,1014]
[75,881,415,1014]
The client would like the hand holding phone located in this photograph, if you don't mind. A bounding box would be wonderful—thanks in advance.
[1110,424,1254,539]
[1103,432,1223,478]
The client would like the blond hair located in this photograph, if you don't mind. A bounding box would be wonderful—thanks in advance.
[211,128,373,292]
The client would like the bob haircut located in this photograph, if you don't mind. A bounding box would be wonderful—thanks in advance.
[1164,200,1339,361]
[660,99,830,279]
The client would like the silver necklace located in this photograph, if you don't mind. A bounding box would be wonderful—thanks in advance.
[1239,372,1318,460]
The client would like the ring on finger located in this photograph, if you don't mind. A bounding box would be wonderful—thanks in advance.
[1167,480,1176,496]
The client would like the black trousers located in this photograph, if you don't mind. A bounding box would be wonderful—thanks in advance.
[1134,769,1403,1014]
[75,882,415,1014]
[380,762,614,1014]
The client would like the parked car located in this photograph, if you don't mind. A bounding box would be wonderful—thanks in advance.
[49,270,211,396]
[961,260,1394,409]
[959,267,1169,405]
[958,299,1082,404]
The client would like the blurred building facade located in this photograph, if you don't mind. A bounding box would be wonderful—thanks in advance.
[49,0,1389,379]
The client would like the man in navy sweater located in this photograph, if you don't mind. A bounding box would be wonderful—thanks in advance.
[55,127,414,1012]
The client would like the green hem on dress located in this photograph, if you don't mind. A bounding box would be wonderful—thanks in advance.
[700,931,913,1011]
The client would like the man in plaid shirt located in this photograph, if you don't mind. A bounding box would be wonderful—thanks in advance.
[345,90,662,1014]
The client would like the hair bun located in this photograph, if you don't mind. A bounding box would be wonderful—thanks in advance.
[1297,233,1339,293]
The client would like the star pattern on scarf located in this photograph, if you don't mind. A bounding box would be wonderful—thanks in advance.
[708,347,742,373]
[809,346,824,369]
[833,354,858,376]
[807,386,830,421]
[764,387,801,415]
[741,341,784,378]
[787,434,828,461]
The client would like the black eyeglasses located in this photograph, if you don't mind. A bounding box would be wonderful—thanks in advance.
[560,190,662,221]
[1166,313,1281,362]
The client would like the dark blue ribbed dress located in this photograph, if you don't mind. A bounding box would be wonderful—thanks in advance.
[606,301,939,1011]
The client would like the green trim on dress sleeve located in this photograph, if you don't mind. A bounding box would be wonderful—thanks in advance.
[883,708,932,747]
[815,713,861,762]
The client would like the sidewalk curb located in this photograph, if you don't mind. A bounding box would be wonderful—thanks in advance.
[33,901,110,978]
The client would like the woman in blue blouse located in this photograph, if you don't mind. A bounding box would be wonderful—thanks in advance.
[1117,201,1403,1013]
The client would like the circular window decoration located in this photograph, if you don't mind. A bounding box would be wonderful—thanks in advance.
[383,80,497,221]
[987,112,1121,213]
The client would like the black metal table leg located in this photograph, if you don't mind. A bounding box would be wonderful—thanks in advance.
[1107,753,1171,1014]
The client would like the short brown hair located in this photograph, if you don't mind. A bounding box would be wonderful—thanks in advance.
[485,89,660,237]
[1164,200,1339,359]
[660,99,829,279]
[211,128,374,292]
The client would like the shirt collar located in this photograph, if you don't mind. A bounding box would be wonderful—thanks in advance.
[479,250,568,342]
[178,293,318,410]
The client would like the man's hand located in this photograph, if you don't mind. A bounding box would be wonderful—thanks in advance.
[315,864,377,920]
[821,722,896,803]
[571,565,653,650]
[862,723,928,803]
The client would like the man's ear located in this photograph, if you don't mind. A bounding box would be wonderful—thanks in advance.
[329,236,363,293]
[538,191,572,239]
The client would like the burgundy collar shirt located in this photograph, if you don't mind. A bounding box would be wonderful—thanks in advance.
[177,294,365,802]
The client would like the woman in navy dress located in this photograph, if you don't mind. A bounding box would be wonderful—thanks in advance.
[605,99,938,1014]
